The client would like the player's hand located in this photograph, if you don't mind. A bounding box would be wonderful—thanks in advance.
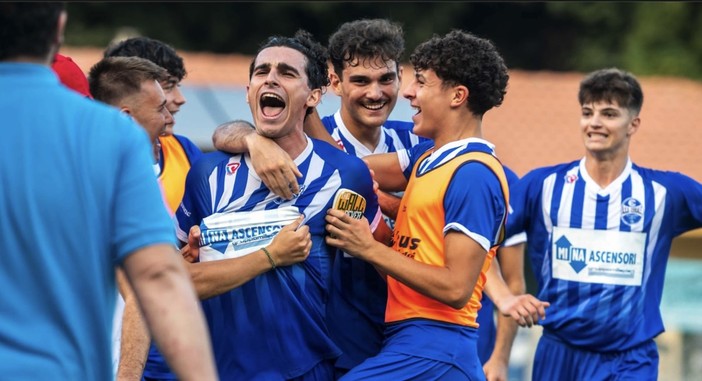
[180,225,201,263]
[267,215,311,267]
[325,209,376,260]
[247,133,302,200]
[497,293,550,327]
[482,356,508,381]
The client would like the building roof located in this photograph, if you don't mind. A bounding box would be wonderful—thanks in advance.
[63,46,702,182]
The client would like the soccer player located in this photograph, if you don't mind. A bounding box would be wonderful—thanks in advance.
[213,19,533,380]
[325,30,547,380]
[506,68,702,380]
[174,30,389,379]
[103,36,203,381]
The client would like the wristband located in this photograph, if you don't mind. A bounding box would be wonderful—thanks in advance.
[262,247,276,269]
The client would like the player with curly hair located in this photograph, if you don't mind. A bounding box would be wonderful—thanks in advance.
[325,30,547,381]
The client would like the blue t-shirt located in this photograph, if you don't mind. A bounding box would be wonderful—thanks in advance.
[321,111,428,370]
[175,137,381,379]
[0,63,175,380]
[506,158,702,351]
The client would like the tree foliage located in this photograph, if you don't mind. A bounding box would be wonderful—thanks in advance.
[64,2,702,80]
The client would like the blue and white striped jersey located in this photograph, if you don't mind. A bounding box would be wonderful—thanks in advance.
[322,111,426,159]
[507,158,702,351]
[175,136,382,379]
[322,111,426,370]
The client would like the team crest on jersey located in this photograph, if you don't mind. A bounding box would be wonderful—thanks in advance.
[564,173,579,184]
[335,139,345,150]
[621,197,644,225]
[226,162,241,175]
[273,184,307,204]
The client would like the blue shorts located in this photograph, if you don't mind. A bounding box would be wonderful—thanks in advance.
[532,331,658,381]
[340,319,485,381]
[288,359,335,381]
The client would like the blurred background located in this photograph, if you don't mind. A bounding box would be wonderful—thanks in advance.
[60,2,702,380]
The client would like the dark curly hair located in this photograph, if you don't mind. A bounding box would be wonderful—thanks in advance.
[578,68,643,115]
[104,37,187,81]
[410,30,509,117]
[249,29,330,91]
[0,2,65,61]
[328,18,404,78]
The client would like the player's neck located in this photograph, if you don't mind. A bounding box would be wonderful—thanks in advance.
[583,152,629,188]
[274,128,308,160]
[433,115,482,150]
[341,114,382,152]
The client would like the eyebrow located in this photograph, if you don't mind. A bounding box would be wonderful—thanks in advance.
[277,62,300,76]
[252,62,301,77]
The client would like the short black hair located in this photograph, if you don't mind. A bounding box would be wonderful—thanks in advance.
[410,30,509,117]
[249,29,330,91]
[104,37,186,81]
[578,68,643,115]
[0,2,65,61]
[328,18,404,79]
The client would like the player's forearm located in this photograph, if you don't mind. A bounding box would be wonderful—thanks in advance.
[377,191,401,221]
[490,313,518,364]
[483,258,513,308]
[125,245,217,381]
[212,121,255,153]
[364,242,483,309]
[116,297,150,381]
[186,249,274,300]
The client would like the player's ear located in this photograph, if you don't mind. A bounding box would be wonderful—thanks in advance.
[306,88,322,108]
[627,113,640,137]
[330,72,342,96]
[450,85,469,108]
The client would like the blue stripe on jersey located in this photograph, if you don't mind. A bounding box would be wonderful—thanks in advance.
[175,138,380,379]
[595,195,609,229]
[321,112,425,370]
[620,177,633,232]
[509,159,702,352]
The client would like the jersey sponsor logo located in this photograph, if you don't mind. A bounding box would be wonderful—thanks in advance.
[552,226,645,286]
[226,162,240,175]
[332,188,366,220]
[392,232,421,259]
[200,224,284,247]
[198,206,300,262]
[621,197,644,225]
[179,203,191,217]
[273,184,307,205]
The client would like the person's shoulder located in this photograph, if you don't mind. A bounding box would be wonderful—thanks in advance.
[311,138,367,168]
[321,114,336,131]
[522,160,580,182]
[172,133,196,146]
[632,163,701,189]
[171,133,203,156]
[189,150,236,174]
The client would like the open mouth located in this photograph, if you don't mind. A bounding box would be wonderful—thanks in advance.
[362,100,388,111]
[260,92,286,118]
